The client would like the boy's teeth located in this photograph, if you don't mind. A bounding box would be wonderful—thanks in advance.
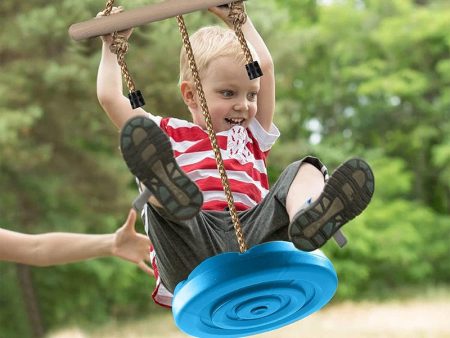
[226,118,244,125]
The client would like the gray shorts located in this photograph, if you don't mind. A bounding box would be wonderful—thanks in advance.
[143,156,328,293]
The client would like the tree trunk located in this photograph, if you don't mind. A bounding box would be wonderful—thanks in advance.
[16,264,45,338]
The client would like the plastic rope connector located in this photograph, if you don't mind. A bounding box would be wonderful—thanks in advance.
[246,61,263,80]
[128,90,145,109]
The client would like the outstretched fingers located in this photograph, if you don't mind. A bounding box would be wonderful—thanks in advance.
[137,259,155,277]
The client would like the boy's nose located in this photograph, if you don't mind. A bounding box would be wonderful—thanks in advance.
[233,99,249,111]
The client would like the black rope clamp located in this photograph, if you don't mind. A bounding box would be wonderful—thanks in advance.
[246,61,263,80]
[128,90,145,109]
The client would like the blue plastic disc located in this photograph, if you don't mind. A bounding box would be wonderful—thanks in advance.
[172,241,338,338]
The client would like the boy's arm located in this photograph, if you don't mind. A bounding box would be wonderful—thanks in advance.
[241,17,275,132]
[96,8,147,130]
[209,6,275,132]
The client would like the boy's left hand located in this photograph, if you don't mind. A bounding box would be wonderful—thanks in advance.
[208,3,247,28]
[208,6,230,27]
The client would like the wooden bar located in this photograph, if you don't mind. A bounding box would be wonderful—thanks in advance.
[69,0,239,41]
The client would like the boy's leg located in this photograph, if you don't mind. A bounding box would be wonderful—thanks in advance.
[120,116,203,220]
[288,158,374,251]
[142,207,230,293]
[240,159,315,246]
[285,162,325,219]
[284,160,347,246]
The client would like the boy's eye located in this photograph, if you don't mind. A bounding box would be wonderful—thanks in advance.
[248,92,258,101]
[220,90,234,98]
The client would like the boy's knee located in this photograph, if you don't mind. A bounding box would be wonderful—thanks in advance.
[298,156,328,182]
[298,162,324,179]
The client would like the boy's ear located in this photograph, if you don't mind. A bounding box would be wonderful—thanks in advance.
[180,81,198,109]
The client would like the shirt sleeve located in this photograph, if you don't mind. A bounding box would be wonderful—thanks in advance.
[248,119,280,152]
[145,112,163,126]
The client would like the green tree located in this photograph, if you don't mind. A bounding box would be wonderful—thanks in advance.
[268,0,450,300]
[1,1,155,336]
[271,0,449,213]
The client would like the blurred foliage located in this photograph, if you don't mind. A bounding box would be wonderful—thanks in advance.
[0,0,449,336]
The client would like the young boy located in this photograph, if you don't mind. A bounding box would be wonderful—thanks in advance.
[97,6,374,307]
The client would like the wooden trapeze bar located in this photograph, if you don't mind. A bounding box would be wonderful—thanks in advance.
[69,0,241,41]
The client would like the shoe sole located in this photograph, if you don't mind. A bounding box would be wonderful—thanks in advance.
[120,116,203,220]
[289,158,375,251]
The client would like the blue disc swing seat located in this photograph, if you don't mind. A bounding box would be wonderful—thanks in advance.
[172,241,337,338]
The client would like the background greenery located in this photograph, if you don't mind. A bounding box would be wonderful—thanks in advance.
[1,0,449,337]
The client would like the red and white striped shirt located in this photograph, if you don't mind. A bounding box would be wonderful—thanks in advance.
[143,115,280,307]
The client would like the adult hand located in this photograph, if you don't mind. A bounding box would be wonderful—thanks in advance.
[113,209,154,277]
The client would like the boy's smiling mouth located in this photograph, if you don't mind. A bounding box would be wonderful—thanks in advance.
[225,117,245,126]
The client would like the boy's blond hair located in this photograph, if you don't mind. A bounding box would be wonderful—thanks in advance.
[179,26,258,84]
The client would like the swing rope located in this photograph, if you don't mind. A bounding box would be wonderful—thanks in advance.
[177,14,248,253]
[103,0,115,16]
[226,2,262,79]
[103,1,145,109]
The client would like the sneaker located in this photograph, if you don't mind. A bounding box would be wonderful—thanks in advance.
[120,116,203,220]
[289,158,375,251]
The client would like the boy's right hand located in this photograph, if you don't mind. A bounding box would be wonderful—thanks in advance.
[208,5,233,28]
[96,6,133,44]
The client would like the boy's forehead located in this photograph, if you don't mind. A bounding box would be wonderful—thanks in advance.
[201,56,261,89]
[206,56,253,78]
[210,72,261,91]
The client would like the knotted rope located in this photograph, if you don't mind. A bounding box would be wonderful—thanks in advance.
[102,0,144,108]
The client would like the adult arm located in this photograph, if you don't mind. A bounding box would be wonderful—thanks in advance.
[0,209,153,276]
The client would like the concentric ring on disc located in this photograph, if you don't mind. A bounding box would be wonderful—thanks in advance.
[211,286,306,329]
[172,241,337,338]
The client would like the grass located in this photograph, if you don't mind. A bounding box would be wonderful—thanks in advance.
[47,288,450,338]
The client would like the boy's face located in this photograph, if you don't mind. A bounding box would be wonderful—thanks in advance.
[187,56,260,133]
